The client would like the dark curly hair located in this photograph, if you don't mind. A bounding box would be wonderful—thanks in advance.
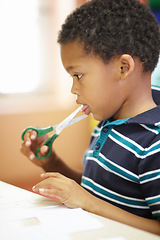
[57,0,160,72]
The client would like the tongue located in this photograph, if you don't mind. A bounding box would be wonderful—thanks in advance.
[82,104,90,115]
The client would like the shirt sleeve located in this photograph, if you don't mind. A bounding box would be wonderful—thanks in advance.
[152,87,160,105]
[138,146,160,218]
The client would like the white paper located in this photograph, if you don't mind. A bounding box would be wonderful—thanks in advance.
[99,238,126,240]
[0,224,70,240]
[0,205,103,240]
[0,181,103,239]
[35,205,104,234]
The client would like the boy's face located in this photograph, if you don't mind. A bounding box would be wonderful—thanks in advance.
[60,41,125,121]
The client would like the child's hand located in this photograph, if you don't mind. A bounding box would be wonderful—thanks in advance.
[32,172,91,209]
[20,128,50,167]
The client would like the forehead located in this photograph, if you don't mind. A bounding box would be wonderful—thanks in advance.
[60,41,105,73]
[60,41,87,64]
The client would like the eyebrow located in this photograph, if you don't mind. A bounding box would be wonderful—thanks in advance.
[66,65,80,72]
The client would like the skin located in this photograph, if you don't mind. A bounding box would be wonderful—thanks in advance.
[20,41,160,235]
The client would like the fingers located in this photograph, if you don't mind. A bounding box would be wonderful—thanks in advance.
[41,172,67,179]
[32,173,88,209]
[20,142,35,160]
[21,129,37,160]
[20,129,48,161]
[23,130,37,147]
[33,172,67,190]
[32,173,66,201]
[32,173,71,196]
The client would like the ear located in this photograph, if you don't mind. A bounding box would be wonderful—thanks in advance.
[119,54,135,80]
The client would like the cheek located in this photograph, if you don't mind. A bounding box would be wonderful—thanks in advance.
[90,78,111,101]
[89,82,122,120]
[81,71,119,104]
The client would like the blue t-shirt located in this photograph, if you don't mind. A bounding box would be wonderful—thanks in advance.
[81,106,160,219]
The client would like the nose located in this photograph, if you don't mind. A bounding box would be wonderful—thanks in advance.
[71,79,79,95]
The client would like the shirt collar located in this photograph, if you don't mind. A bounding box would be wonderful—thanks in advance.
[126,106,160,126]
[103,106,160,127]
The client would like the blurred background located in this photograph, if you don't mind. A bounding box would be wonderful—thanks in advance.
[0,0,91,191]
[0,0,160,191]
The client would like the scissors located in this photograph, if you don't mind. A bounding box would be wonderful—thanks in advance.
[21,105,87,159]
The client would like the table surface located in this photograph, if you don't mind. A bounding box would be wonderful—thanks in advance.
[0,181,159,240]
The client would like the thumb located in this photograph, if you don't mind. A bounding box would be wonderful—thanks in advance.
[40,145,49,156]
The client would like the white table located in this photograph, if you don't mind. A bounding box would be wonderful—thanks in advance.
[0,181,159,240]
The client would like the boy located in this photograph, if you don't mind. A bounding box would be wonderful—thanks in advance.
[21,0,160,235]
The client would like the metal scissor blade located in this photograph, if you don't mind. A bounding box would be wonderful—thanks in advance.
[55,105,84,134]
[69,114,87,126]
[52,115,87,131]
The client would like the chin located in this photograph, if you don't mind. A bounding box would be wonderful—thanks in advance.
[91,113,105,122]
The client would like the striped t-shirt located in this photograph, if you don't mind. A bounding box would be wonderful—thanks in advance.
[152,84,160,105]
[81,106,160,219]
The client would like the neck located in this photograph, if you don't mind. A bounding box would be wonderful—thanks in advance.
[113,71,156,120]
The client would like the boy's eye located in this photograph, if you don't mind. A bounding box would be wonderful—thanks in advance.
[73,74,83,80]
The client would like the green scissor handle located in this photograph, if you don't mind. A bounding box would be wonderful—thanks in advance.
[35,133,59,159]
[21,126,58,159]
[21,126,54,141]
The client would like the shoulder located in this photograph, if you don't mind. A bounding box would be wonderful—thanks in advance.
[152,85,160,105]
